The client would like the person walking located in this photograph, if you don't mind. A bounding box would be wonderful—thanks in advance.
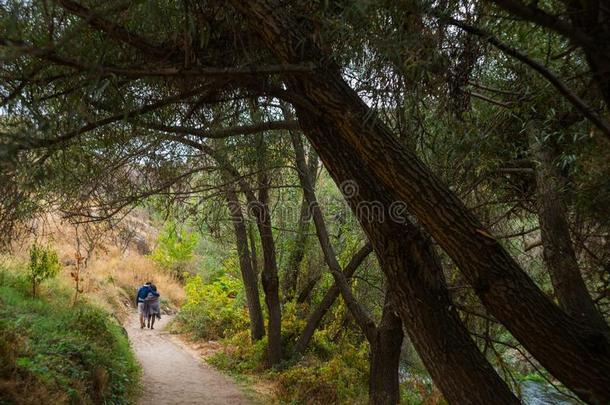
[144,284,161,329]
[136,281,152,329]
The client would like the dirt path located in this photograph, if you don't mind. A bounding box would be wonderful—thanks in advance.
[126,313,251,405]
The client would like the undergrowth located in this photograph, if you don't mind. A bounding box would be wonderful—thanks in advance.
[174,269,452,404]
[175,273,371,404]
[0,259,140,405]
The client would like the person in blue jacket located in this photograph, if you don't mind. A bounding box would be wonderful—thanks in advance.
[136,281,152,329]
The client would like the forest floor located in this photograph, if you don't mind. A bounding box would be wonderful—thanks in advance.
[126,313,251,405]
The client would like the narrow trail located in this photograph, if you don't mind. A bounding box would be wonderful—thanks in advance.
[126,313,251,405]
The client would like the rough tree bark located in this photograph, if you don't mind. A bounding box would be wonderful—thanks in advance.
[369,288,404,405]
[229,2,610,401]
[225,185,266,341]
[290,131,517,404]
[532,136,609,332]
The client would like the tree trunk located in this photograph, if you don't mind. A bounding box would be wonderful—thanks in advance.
[289,129,517,403]
[291,132,377,341]
[295,273,319,304]
[283,150,318,301]
[255,194,283,365]
[295,242,372,354]
[225,186,266,341]
[369,288,403,405]
[248,222,258,277]
[282,195,311,301]
[229,3,610,400]
[532,136,609,332]
[202,137,282,365]
[252,132,282,366]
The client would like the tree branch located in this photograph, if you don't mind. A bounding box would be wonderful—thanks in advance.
[490,0,602,55]
[16,86,213,150]
[447,17,610,141]
[140,120,300,139]
[57,0,172,59]
[2,39,313,78]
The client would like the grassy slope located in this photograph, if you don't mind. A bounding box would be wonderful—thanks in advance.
[0,268,140,405]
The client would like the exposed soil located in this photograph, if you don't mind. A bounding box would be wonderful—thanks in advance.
[126,313,250,405]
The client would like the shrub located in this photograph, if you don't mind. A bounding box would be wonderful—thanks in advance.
[274,339,369,404]
[150,222,199,280]
[0,268,140,405]
[208,330,269,373]
[204,310,370,404]
[27,243,61,297]
[177,274,249,340]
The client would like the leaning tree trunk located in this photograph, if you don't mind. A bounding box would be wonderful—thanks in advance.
[369,288,403,405]
[532,136,609,333]
[290,130,518,403]
[225,185,266,341]
[229,3,610,401]
[294,242,372,354]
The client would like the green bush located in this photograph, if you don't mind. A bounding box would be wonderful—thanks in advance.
[208,330,269,373]
[150,222,199,280]
[172,257,379,405]
[202,303,369,404]
[273,336,369,404]
[177,274,249,340]
[0,269,140,404]
[27,243,60,297]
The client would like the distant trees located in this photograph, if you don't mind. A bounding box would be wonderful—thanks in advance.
[151,222,199,281]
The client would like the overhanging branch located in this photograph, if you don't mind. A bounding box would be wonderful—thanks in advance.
[17,86,212,150]
[447,17,610,142]
[139,120,299,139]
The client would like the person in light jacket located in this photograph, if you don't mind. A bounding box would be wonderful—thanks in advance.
[135,281,152,329]
[144,284,161,329]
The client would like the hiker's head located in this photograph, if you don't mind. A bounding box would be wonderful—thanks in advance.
[150,284,157,292]
[145,281,152,286]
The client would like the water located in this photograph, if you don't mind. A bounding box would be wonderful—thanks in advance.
[399,365,579,404]
[521,380,578,405]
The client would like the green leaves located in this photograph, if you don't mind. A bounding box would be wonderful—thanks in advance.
[27,243,60,297]
[150,221,199,279]
[178,273,248,340]
[0,269,139,404]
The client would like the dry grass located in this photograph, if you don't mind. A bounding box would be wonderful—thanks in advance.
[7,212,185,321]
[85,247,185,312]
